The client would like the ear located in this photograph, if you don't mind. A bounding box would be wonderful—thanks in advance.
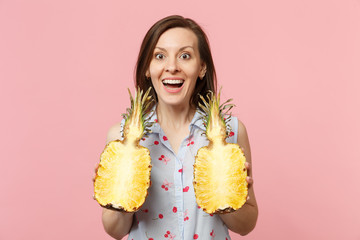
[199,63,207,79]
[145,69,150,78]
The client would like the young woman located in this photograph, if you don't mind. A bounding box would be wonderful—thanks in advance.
[100,15,258,240]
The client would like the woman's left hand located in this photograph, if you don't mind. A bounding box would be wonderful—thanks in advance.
[245,162,253,201]
[245,162,253,188]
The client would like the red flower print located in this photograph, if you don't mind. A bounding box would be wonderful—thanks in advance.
[210,229,215,239]
[154,119,158,123]
[186,137,195,146]
[229,131,234,137]
[173,207,177,213]
[152,213,164,220]
[210,213,213,216]
[163,157,170,165]
[194,234,199,239]
[163,136,168,141]
[162,179,173,191]
[163,231,176,240]
[141,137,145,141]
[158,155,170,164]
[183,209,189,221]
[178,168,183,173]
[183,186,189,192]
[149,238,153,240]
[141,209,148,213]
[154,140,159,145]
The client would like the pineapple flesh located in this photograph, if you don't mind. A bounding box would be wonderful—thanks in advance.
[94,87,153,212]
[194,91,248,214]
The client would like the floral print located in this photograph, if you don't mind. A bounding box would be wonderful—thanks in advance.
[161,179,173,191]
[186,136,195,146]
[158,154,171,165]
[164,230,176,239]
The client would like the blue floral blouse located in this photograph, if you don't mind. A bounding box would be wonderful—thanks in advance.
[122,108,238,240]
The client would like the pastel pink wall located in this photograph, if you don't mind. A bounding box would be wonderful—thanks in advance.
[1,0,359,239]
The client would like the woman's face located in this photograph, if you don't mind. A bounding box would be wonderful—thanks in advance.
[146,27,206,108]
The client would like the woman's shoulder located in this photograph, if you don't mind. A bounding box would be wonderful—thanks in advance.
[226,115,249,144]
[234,117,251,158]
[227,115,247,132]
[235,117,247,136]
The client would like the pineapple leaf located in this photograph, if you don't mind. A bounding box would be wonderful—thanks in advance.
[128,88,134,108]
[219,98,233,109]
[199,94,211,110]
[198,103,209,114]
[221,104,235,115]
[141,87,152,106]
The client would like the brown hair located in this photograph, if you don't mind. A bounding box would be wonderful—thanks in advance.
[134,15,217,109]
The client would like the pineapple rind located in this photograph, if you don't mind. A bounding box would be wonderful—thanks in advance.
[194,142,247,214]
[94,140,151,212]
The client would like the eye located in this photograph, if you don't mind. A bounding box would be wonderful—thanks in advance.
[180,53,191,59]
[155,53,165,60]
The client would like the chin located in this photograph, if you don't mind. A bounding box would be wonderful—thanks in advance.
[159,96,190,108]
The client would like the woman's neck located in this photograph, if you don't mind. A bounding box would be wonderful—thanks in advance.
[155,102,196,154]
[156,102,196,130]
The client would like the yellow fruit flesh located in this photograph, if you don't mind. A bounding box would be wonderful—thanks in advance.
[194,143,247,214]
[94,140,151,211]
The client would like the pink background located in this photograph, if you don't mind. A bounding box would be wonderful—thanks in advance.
[1,0,359,239]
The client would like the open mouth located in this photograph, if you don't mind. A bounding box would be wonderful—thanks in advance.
[162,79,184,88]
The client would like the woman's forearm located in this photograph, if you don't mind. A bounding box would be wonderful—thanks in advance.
[219,202,258,236]
[102,208,134,240]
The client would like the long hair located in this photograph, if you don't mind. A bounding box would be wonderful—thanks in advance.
[135,15,217,110]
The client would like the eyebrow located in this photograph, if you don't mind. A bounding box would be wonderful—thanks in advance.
[154,46,194,52]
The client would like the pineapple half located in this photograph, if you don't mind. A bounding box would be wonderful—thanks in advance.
[94,87,153,212]
[193,90,248,214]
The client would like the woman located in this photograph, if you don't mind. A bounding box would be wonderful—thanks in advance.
[100,15,258,239]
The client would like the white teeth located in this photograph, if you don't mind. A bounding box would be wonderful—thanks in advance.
[162,79,184,84]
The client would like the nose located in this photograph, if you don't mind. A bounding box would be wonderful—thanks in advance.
[165,57,179,73]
